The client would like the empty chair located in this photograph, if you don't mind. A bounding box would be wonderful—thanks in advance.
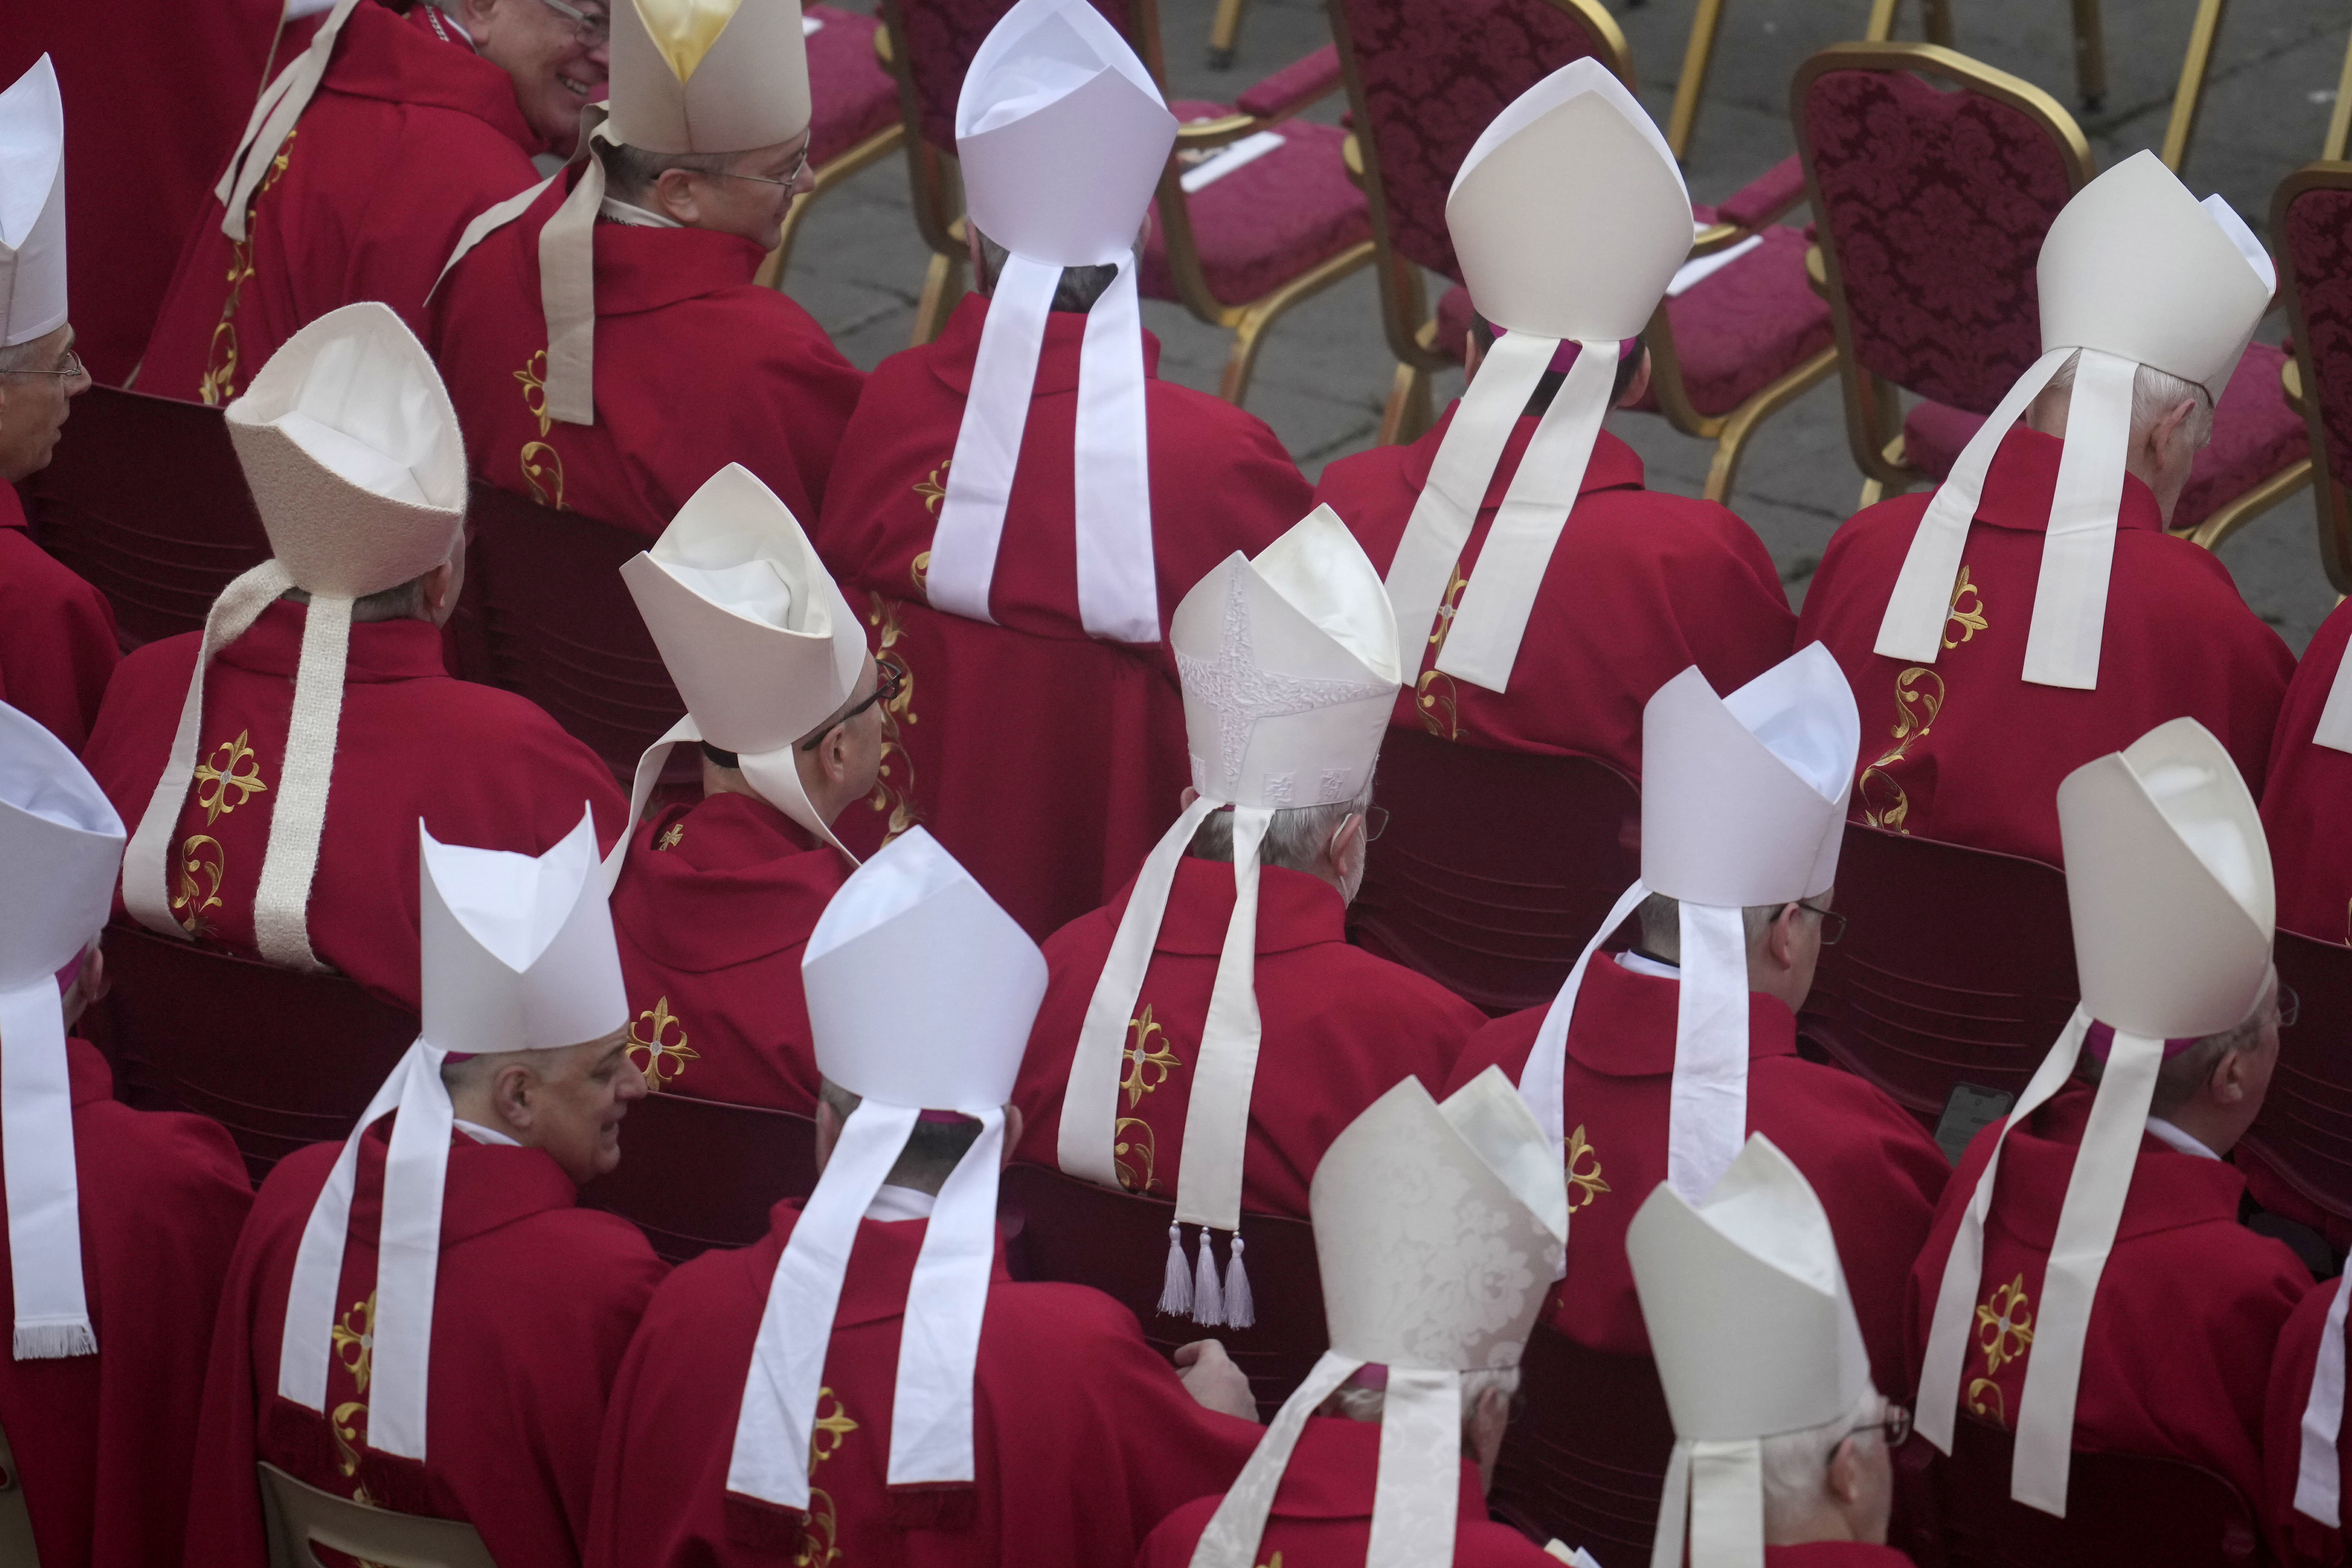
[2276,160,2352,592]
[258,1462,496,1568]
[1485,1322,1677,1568]
[577,1092,821,1264]
[754,4,907,288]
[2237,931,2352,1233]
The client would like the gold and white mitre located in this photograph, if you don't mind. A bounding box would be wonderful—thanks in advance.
[1059,505,1400,1326]
[728,828,1047,1518]
[1384,57,1690,695]
[1874,151,2273,690]
[121,302,468,973]
[925,0,1179,645]
[0,701,126,1361]
[278,808,628,1462]
[1517,643,1857,1207]
[0,55,68,349]
[1187,1069,1569,1568]
[614,462,867,873]
[1628,1133,1873,1568]
[1916,716,2272,1515]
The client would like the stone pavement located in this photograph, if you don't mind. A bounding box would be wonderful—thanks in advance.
[780,0,2352,646]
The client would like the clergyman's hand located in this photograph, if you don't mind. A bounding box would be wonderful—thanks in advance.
[1173,1339,1259,1424]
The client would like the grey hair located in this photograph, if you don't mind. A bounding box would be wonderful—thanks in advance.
[281,573,434,625]
[1324,1368,1521,1430]
[0,337,48,373]
[818,1078,985,1194]
[595,138,736,207]
[2077,966,2279,1118]
[2044,348,2216,451]
[1759,1385,1885,1539]
[1186,780,1376,878]
[972,230,1127,314]
[1636,893,1785,966]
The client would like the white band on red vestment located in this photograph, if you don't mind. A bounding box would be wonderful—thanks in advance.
[1516,878,1647,1181]
[926,253,1056,629]
[250,590,352,971]
[2297,1271,2352,1525]
[1187,1349,1363,1568]
[0,978,89,1357]
[887,1106,1005,1484]
[2313,659,2352,756]
[1666,901,1753,1203]
[604,712,853,894]
[217,0,366,242]
[1650,1436,1766,1568]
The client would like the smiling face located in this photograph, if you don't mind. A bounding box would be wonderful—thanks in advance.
[459,0,611,155]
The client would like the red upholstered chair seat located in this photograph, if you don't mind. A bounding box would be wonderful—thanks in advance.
[1141,107,1371,310]
[2284,183,2352,494]
[804,5,900,167]
[1624,227,1835,420]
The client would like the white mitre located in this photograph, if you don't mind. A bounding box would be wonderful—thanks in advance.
[1916,716,2272,1517]
[277,808,628,1462]
[1384,57,1690,695]
[1873,151,2273,691]
[0,55,67,349]
[1058,505,1400,1327]
[924,0,1178,645]
[1187,1069,1569,1568]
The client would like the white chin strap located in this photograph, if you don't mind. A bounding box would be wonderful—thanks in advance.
[602,716,856,894]
[1,979,90,1358]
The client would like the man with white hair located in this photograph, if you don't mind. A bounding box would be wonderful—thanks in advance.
[428,0,862,536]
[1795,154,2292,868]
[139,0,606,404]
[185,810,666,1567]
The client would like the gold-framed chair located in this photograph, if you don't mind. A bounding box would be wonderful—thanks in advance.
[2274,161,2352,593]
[258,1462,496,1568]
[752,4,908,289]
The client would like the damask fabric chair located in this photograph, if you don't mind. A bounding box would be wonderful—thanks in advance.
[18,384,270,650]
[1345,729,1640,1018]
[1330,0,1833,501]
[2276,162,2352,594]
[752,4,906,289]
[2235,931,2352,1242]
[828,592,1190,941]
[875,0,1371,403]
[94,920,420,1184]
[1796,824,2078,1132]
[1484,1322,1677,1568]
[258,1462,497,1568]
[578,1092,819,1264]
[997,1162,1326,1421]
[1796,42,2311,548]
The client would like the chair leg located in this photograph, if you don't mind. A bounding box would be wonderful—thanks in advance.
[1218,303,1276,407]
[912,251,965,348]
[1666,0,1727,163]
[1379,362,1434,447]
[1922,0,1954,45]
[1206,0,1246,69]
[755,195,813,291]
[1859,476,1885,509]
[2160,0,2227,172]
[1699,343,1838,505]
[2071,0,2107,113]
[2184,457,2313,553]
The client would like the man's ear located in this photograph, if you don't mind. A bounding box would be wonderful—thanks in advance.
[1000,1103,1024,1169]
[2209,1042,2253,1107]
[1824,1435,1867,1506]
[491,1061,538,1129]
[2150,397,2200,464]
[1763,903,1802,972]
[1329,812,1367,874]
[651,166,702,225]
[813,1097,842,1172]
[1617,349,1654,410]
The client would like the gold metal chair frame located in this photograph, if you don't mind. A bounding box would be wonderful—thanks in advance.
[872,0,1375,405]
[2274,161,2352,594]
[754,115,908,291]
[1336,0,1833,499]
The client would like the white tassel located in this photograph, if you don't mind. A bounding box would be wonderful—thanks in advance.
[13,1319,96,1360]
[1192,1228,1225,1327]
[1222,1234,1254,1329]
[1157,1222,1194,1318]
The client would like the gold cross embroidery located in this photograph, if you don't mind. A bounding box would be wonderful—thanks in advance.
[192,730,269,824]
[1564,1124,1611,1212]
[656,821,686,852]
[1120,1005,1181,1109]
[1974,1273,2035,1375]
[628,997,699,1092]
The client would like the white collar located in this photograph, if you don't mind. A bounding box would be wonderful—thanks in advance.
[1616,950,1680,981]
[862,1183,937,1222]
[599,195,683,229]
[454,1118,520,1147]
[2143,1116,2220,1161]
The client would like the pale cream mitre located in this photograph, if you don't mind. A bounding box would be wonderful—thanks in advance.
[0,703,124,991]
[609,0,812,154]
[0,55,67,349]
[224,302,467,598]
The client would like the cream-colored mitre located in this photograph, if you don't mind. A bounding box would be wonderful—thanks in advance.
[610,0,812,154]
[0,55,67,348]
[1628,1133,1873,1568]
[1188,1069,1569,1568]
[121,302,467,975]
[1060,506,1401,1327]
[615,463,867,875]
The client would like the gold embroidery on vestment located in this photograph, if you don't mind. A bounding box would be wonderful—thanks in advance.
[797,1387,857,1568]
[628,997,699,1092]
[1858,564,1984,832]
[1414,562,1471,741]
[1974,1273,2035,1376]
[513,350,568,509]
[1564,1124,1610,1212]
[173,834,227,937]
[656,822,686,852]
[193,729,270,823]
[914,461,951,516]
[862,595,920,844]
[1943,565,1987,649]
[328,1290,376,1479]
[1114,1004,1183,1195]
[201,129,297,407]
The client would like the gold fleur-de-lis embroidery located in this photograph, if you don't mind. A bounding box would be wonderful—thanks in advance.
[796,1388,856,1568]
[172,835,227,937]
[913,461,951,515]
[1414,562,1471,740]
[863,595,921,843]
[656,822,686,852]
[1943,564,1988,649]
[809,1388,857,1467]
[628,997,699,1092]
[192,730,270,824]
[514,350,568,509]
[1974,1273,2035,1376]
[200,130,297,407]
[1120,1005,1181,1109]
[328,1290,376,1479]
[1564,1124,1610,1212]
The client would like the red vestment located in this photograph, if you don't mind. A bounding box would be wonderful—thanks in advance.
[1315,407,1794,776]
[185,1124,667,1568]
[426,170,864,536]
[1768,1547,1919,1567]
[2261,596,2352,944]
[1134,1415,1560,1567]
[79,599,625,1013]
[138,3,543,406]
[0,1040,249,1568]
[1794,426,2292,868]
[0,483,117,752]
[608,791,850,1113]
[585,1200,1262,1567]
[1013,857,1487,1214]
[1905,1087,2308,1525]
[1444,956,1948,1397]
[2264,1271,2352,1566]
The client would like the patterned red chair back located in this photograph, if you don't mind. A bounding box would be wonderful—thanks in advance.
[578,1092,819,1263]
[831,594,1189,942]
[998,1162,1325,1420]
[880,0,1133,155]
[20,385,270,650]
[1797,824,2078,1124]
[94,920,418,1184]
[2277,168,2352,591]
[1485,1322,1675,1568]
[1796,50,2088,415]
[1346,729,1640,1017]
[2238,930,2352,1225]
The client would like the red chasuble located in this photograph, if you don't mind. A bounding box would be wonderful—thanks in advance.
[0,483,117,752]
[185,1126,667,1568]
[1012,857,1487,1214]
[0,1040,249,1568]
[1316,407,1794,776]
[2264,1270,2352,1565]
[585,1201,1262,1567]
[1134,1415,1560,1567]
[2262,597,2352,945]
[1767,1547,1920,1567]
[78,599,625,1013]
[1444,956,1948,1398]
[1905,1086,2308,1523]
[138,3,543,407]
[426,171,864,537]
[608,791,850,1114]
[1795,426,2292,869]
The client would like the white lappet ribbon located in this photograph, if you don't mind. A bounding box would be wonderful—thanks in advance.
[1,975,90,1358]
[1650,1435,1766,1568]
[601,714,856,894]
[216,0,367,240]
[2296,1271,2352,1526]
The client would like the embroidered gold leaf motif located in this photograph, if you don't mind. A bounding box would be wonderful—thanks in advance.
[863,596,921,843]
[1965,1377,2006,1428]
[193,730,270,824]
[1857,666,1946,833]
[1412,562,1469,739]
[1974,1273,2035,1376]
[1120,1005,1181,1109]
[1564,1124,1610,1212]
[628,997,699,1092]
[795,1388,854,1568]
[656,821,686,852]
[332,1291,377,1395]
[201,130,297,407]
[172,834,227,937]
[1943,564,1988,649]
[1114,1116,1160,1195]
[515,350,568,509]
[913,461,951,516]
[632,0,746,83]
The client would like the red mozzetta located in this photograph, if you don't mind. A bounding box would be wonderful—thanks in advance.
[0,482,116,752]
[2260,596,2352,944]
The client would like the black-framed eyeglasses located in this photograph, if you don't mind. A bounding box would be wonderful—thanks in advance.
[537,0,610,46]
[2278,983,2301,1029]
[1833,1403,1911,1462]
[1361,805,1389,842]
[0,348,84,381]
[711,140,814,193]
[1798,898,1847,947]
[800,662,903,751]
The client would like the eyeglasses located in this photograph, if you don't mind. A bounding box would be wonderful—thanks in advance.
[2278,983,2300,1029]
[1832,1403,1912,1462]
[1361,806,1389,842]
[1798,899,1847,947]
[537,0,610,46]
[800,662,904,751]
[711,141,814,194]
[0,348,84,380]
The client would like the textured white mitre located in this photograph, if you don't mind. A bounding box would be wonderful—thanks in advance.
[418,810,628,1057]
[622,463,863,753]
[1312,1070,1569,1371]
[0,56,66,349]
[0,702,123,988]
[1641,643,1859,907]
[954,0,1177,268]
[2057,716,2273,1041]
[1446,58,1690,341]
[1628,1133,1871,1441]
[224,303,467,598]
[2038,150,2273,397]
[608,0,812,154]
[1170,506,1402,810]
[804,828,1046,1112]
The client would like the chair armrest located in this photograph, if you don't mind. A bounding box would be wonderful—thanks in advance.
[1173,111,1264,152]
[1714,153,1807,232]
[1235,44,1342,124]
[873,22,892,66]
